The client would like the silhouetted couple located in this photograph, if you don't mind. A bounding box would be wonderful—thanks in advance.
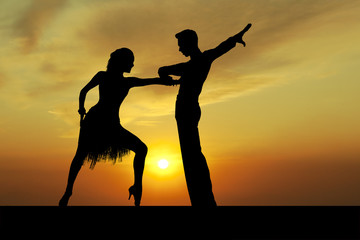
[59,23,252,207]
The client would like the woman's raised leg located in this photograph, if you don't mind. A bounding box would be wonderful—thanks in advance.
[122,129,148,206]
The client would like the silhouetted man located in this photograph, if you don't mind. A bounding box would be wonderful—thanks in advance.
[159,24,252,206]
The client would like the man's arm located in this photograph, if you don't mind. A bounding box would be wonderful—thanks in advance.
[158,62,187,78]
[207,23,252,62]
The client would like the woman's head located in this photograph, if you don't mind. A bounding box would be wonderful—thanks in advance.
[107,48,134,73]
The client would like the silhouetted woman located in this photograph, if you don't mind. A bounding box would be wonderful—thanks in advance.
[59,48,176,206]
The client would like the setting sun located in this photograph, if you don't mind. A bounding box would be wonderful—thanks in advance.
[158,159,169,169]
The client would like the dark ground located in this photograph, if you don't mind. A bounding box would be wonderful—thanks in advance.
[0,206,359,239]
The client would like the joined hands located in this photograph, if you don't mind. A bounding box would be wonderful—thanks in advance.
[160,75,179,86]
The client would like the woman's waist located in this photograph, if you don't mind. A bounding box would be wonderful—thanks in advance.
[87,105,120,121]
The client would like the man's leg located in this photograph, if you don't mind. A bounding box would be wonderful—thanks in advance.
[177,120,216,207]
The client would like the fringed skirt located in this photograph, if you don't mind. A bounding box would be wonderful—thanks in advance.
[78,106,130,169]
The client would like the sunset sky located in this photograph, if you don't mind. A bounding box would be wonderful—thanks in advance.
[1,0,360,205]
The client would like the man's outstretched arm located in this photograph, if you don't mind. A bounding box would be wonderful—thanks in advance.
[207,23,252,61]
[158,62,187,78]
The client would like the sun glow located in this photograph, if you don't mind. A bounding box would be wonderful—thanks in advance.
[144,143,183,183]
[158,159,169,169]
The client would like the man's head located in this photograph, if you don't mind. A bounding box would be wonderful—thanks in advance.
[175,29,198,57]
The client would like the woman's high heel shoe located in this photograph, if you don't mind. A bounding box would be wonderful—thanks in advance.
[128,185,142,206]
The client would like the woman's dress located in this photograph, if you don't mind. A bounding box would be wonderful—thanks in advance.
[78,72,131,169]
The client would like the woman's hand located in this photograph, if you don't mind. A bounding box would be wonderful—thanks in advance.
[78,107,86,126]
[78,107,86,116]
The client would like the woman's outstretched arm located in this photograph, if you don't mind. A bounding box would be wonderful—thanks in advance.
[127,76,179,88]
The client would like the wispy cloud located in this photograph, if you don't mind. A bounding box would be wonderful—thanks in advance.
[41,0,360,130]
[76,0,358,101]
[12,0,67,53]
[0,71,7,89]
[2,0,359,130]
